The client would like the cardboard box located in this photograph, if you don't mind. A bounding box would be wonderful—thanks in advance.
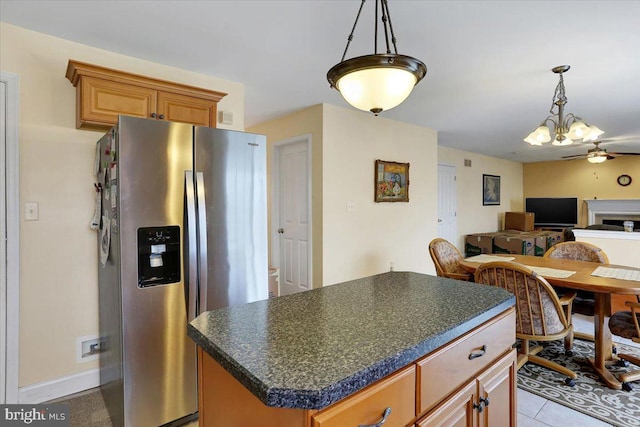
[504,212,535,232]
[538,230,564,251]
[465,232,504,257]
[519,232,547,256]
[493,234,536,255]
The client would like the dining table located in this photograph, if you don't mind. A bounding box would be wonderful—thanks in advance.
[459,253,640,390]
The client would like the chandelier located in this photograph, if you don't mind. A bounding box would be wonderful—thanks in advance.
[327,0,427,115]
[524,65,604,146]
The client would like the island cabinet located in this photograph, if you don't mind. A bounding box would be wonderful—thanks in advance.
[65,60,227,130]
[196,307,516,427]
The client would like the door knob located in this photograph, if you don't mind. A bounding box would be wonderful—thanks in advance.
[277,228,284,234]
[438,219,443,223]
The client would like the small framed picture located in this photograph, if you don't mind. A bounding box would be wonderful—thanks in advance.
[483,174,501,205]
[375,160,409,202]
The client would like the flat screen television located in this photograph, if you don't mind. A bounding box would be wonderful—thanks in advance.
[525,197,578,227]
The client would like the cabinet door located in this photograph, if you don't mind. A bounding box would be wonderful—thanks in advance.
[477,350,517,427]
[416,381,475,427]
[79,76,157,128]
[157,91,217,127]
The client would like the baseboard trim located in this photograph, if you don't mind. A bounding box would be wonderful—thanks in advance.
[18,368,100,404]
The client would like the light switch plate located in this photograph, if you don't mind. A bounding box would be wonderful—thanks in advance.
[25,202,39,221]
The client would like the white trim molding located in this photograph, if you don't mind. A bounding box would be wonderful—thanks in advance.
[573,229,640,241]
[18,369,100,404]
[584,199,640,225]
[1,70,20,404]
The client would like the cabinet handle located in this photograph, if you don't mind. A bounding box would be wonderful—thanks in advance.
[468,344,486,360]
[150,112,157,118]
[158,114,165,119]
[358,407,391,427]
[473,397,490,413]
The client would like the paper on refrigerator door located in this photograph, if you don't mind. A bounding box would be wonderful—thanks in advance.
[100,213,110,267]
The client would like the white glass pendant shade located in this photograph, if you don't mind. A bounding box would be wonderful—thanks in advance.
[524,125,551,145]
[584,125,605,141]
[524,135,543,146]
[587,152,607,163]
[336,67,417,113]
[328,54,427,115]
[568,121,589,140]
[552,133,573,146]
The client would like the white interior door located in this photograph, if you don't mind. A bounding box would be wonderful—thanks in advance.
[438,164,458,247]
[275,137,311,295]
[1,71,19,404]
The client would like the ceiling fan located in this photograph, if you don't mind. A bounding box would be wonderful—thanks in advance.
[561,140,640,163]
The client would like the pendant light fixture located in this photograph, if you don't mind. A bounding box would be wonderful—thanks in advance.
[524,65,604,146]
[327,0,427,115]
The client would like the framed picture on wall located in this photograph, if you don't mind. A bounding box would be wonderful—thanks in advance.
[375,160,409,202]
[483,174,501,206]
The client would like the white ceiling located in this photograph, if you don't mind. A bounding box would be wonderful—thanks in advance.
[2,0,640,163]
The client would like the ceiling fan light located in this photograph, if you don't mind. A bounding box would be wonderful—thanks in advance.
[568,121,589,140]
[587,153,607,164]
[552,133,573,146]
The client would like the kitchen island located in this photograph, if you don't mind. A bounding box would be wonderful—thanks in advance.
[188,271,517,426]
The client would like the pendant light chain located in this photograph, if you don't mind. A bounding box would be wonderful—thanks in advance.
[327,0,427,114]
[381,0,399,55]
[550,73,567,115]
[340,0,366,62]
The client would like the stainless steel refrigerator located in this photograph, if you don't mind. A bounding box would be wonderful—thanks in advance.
[96,116,268,426]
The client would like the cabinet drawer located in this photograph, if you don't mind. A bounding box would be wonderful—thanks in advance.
[311,365,416,427]
[416,308,515,415]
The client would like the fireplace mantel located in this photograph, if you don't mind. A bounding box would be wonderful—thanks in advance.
[584,199,640,225]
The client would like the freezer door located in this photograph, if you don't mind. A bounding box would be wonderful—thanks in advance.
[194,127,268,311]
[116,116,197,426]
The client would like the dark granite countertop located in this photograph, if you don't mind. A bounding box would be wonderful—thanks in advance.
[187,271,515,410]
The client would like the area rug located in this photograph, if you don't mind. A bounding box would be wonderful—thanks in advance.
[517,339,640,427]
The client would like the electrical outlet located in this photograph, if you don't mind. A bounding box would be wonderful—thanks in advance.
[77,335,105,363]
[346,201,355,212]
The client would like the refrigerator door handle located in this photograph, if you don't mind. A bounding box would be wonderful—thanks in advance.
[184,171,198,322]
[195,172,208,314]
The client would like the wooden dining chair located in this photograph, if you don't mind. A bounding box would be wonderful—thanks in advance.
[475,261,577,386]
[544,241,610,344]
[428,238,473,281]
[608,295,640,391]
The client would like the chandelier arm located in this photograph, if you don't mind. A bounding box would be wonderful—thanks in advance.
[382,0,399,54]
[380,0,391,54]
[340,0,367,62]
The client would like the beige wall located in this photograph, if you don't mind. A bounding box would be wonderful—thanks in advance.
[247,105,324,286]
[321,104,438,285]
[438,146,524,251]
[251,104,439,287]
[523,157,640,227]
[0,23,245,388]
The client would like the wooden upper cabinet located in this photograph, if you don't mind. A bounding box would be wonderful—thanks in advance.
[66,60,227,130]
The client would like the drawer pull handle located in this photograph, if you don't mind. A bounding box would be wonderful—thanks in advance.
[469,345,486,360]
[359,407,391,427]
